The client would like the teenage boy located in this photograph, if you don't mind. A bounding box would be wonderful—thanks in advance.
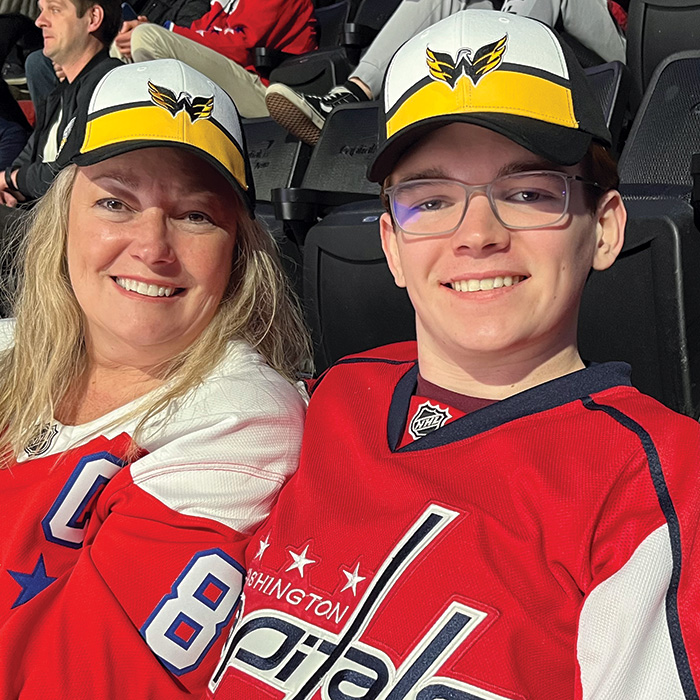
[208,11,699,700]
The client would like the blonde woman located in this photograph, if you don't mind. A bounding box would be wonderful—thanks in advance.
[0,59,309,698]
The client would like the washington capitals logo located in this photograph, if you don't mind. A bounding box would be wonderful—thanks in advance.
[426,34,507,88]
[148,81,214,122]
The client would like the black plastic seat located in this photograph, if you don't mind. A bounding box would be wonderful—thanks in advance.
[266,1,353,95]
[243,117,312,298]
[618,50,700,188]
[583,61,632,153]
[271,101,380,244]
[579,193,700,416]
[626,0,700,96]
[302,199,413,373]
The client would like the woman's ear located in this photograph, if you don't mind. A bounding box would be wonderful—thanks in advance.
[592,189,626,271]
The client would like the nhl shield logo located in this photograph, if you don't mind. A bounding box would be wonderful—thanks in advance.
[409,401,452,440]
[24,422,58,457]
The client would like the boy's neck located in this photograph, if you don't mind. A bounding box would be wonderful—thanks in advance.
[417,343,586,400]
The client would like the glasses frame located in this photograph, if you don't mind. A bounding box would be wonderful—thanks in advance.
[383,170,602,236]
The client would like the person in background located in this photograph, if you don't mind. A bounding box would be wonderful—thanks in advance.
[207,11,699,700]
[0,0,121,214]
[266,0,628,145]
[0,58,309,698]
[117,0,317,118]
[23,0,210,104]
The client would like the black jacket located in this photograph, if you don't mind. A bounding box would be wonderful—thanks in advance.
[133,0,209,27]
[11,49,121,201]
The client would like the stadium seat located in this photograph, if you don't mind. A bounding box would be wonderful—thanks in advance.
[341,0,403,64]
[583,61,631,153]
[579,194,700,417]
[243,117,312,297]
[618,50,700,187]
[626,0,700,96]
[693,152,700,230]
[271,101,380,244]
[302,200,414,372]
[266,1,353,95]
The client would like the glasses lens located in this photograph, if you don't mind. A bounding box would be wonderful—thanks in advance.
[391,180,467,235]
[491,172,568,228]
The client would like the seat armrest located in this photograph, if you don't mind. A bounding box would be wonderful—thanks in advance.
[254,47,295,79]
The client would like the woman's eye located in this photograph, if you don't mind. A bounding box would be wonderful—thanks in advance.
[182,211,216,227]
[96,198,127,211]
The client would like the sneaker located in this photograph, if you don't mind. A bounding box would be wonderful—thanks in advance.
[265,83,362,146]
[2,62,27,86]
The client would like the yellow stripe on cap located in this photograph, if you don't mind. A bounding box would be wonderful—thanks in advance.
[80,105,249,190]
[386,70,578,139]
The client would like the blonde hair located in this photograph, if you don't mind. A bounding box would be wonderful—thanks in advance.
[0,164,311,463]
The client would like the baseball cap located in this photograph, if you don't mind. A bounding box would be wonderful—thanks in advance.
[368,10,612,183]
[73,59,256,215]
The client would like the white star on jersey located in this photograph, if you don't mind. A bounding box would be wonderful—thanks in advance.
[255,534,270,560]
[286,544,316,577]
[340,562,366,596]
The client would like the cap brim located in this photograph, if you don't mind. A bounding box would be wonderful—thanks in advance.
[73,140,256,218]
[368,112,601,183]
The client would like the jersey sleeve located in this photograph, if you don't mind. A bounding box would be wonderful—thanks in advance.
[575,409,700,699]
[0,375,305,698]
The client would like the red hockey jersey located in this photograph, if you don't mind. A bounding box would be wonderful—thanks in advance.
[0,334,306,698]
[172,0,317,80]
[208,342,700,700]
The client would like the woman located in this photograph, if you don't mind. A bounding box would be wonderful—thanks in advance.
[0,59,309,697]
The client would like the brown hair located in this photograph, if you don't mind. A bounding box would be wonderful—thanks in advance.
[578,142,621,211]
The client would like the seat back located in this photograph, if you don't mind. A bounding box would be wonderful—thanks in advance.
[242,117,311,202]
[351,0,402,31]
[583,61,631,152]
[315,0,352,49]
[578,194,700,416]
[301,101,380,195]
[627,0,700,94]
[303,200,414,372]
[618,51,700,187]
[268,1,353,93]
[243,118,310,299]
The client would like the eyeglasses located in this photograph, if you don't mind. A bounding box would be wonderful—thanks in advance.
[383,170,601,236]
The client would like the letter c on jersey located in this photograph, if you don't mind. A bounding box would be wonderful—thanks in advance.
[41,451,127,548]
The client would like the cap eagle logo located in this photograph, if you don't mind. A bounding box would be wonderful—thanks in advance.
[426,34,507,88]
[148,81,214,122]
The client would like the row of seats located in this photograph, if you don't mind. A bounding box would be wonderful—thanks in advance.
[265,0,700,109]
[241,5,700,417]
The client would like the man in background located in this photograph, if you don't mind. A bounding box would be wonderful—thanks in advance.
[0,0,121,209]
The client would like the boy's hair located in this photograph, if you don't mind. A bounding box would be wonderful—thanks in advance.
[71,0,121,47]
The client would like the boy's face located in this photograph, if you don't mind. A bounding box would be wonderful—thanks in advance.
[380,122,625,373]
